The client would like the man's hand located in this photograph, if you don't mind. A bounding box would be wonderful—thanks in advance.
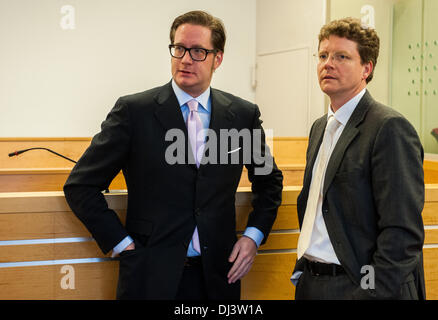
[227,236,257,284]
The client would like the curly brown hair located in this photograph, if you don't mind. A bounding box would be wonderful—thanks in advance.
[170,10,226,53]
[318,17,380,83]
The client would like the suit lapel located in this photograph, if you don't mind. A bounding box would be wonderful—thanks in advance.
[197,89,235,170]
[153,81,197,170]
[153,81,187,134]
[303,118,326,190]
[208,89,235,134]
[322,90,373,196]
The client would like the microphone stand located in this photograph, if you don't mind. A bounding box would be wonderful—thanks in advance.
[9,147,77,164]
[8,147,110,193]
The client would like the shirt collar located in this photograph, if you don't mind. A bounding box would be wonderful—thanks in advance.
[328,88,366,126]
[171,79,211,113]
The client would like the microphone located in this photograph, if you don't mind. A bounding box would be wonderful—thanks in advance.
[8,147,110,193]
[8,147,77,164]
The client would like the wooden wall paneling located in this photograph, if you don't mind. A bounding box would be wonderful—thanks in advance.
[0,137,308,168]
[0,182,437,300]
[0,166,304,192]
[241,253,297,300]
[424,248,438,299]
[0,262,119,300]
[424,160,438,184]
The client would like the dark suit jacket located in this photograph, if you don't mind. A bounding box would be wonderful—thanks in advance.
[294,90,425,299]
[63,81,283,300]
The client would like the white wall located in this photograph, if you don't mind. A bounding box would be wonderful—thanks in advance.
[0,0,256,137]
[255,0,326,136]
[0,1,403,139]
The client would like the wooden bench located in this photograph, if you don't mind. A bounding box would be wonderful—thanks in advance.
[0,185,437,300]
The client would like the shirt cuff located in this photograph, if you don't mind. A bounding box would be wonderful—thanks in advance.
[111,235,133,257]
[243,227,264,248]
[290,271,303,286]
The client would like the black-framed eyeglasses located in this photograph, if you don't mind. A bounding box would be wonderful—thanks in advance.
[169,44,217,62]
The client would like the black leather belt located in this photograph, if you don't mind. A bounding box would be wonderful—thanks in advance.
[306,259,345,276]
[184,256,202,267]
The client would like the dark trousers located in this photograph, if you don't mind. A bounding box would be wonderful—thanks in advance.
[175,261,208,300]
[295,260,356,300]
[295,259,420,300]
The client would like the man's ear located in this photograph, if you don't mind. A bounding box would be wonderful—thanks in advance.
[363,61,373,81]
[213,51,224,71]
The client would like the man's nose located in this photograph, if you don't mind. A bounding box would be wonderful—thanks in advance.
[181,50,193,64]
[322,56,335,68]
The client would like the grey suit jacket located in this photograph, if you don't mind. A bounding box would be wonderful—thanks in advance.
[294,90,425,299]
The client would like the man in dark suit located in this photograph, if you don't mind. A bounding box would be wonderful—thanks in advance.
[63,10,283,300]
[292,18,425,299]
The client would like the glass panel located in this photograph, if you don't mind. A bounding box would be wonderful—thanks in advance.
[391,0,423,139]
[423,0,438,153]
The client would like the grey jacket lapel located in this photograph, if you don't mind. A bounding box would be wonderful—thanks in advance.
[303,118,326,190]
[322,90,373,197]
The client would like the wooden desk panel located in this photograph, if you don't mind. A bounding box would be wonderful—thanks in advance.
[0,138,91,169]
[0,262,118,300]
[0,185,437,300]
[0,165,304,192]
[425,160,438,184]
[241,253,297,300]
[0,137,308,169]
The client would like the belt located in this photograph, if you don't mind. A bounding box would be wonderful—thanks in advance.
[306,259,345,276]
[184,256,202,267]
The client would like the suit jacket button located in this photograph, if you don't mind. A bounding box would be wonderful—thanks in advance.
[195,208,201,216]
